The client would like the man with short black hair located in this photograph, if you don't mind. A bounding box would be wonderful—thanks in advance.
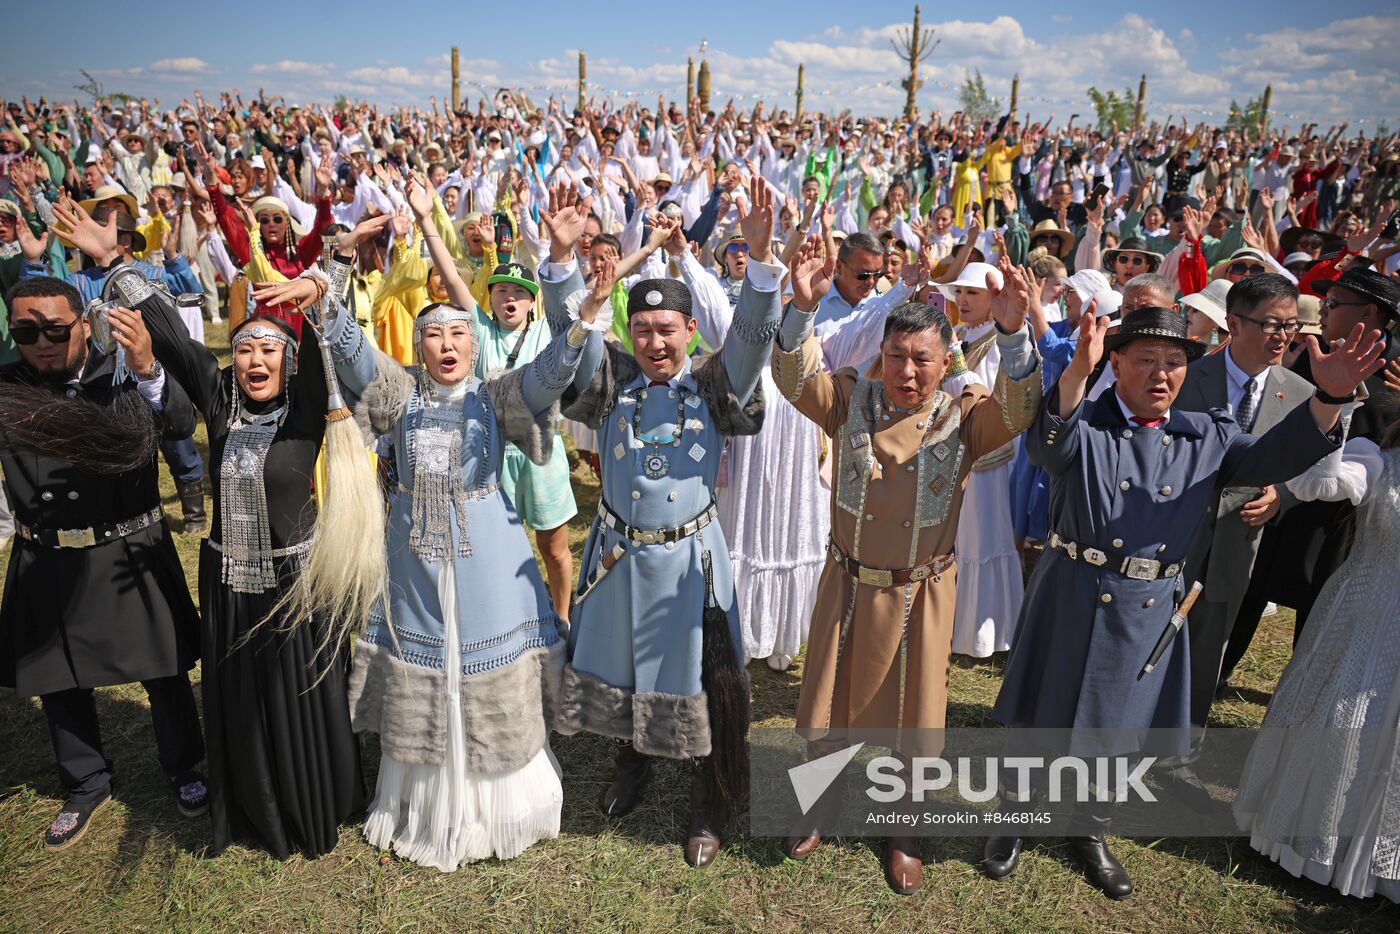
[774,248,1042,894]
[0,276,207,851]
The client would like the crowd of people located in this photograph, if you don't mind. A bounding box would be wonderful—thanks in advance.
[1,85,1398,903]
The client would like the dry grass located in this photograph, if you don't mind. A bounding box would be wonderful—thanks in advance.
[1,321,1396,932]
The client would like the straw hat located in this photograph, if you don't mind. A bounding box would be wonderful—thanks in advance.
[80,185,139,222]
[1027,219,1073,258]
[1180,279,1232,331]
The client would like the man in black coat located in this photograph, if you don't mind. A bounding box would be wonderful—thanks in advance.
[0,276,206,850]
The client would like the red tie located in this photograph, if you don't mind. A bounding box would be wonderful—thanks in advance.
[1131,416,1165,429]
[648,380,668,388]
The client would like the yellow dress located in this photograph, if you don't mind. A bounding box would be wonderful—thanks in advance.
[371,239,426,366]
[950,153,987,222]
[432,196,497,310]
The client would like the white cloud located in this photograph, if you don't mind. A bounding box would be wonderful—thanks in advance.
[149,57,212,74]
[250,60,331,76]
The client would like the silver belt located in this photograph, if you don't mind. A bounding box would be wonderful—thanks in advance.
[206,538,313,558]
[597,499,718,546]
[1048,532,1181,581]
[17,507,163,549]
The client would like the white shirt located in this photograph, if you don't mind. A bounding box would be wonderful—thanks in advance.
[1223,346,1268,426]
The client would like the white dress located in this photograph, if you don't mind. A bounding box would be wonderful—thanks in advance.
[950,321,1025,657]
[361,381,563,872]
[1233,438,1400,902]
[685,261,828,663]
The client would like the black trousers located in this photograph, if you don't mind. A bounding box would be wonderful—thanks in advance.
[39,674,205,807]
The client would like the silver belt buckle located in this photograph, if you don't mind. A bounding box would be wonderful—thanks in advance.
[639,530,660,545]
[857,566,893,588]
[1082,547,1107,567]
[56,527,97,548]
[908,565,931,582]
[1125,557,1159,580]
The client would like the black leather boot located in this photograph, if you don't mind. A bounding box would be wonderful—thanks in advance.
[982,793,1035,879]
[600,742,651,819]
[684,764,721,868]
[178,479,207,535]
[1068,802,1132,900]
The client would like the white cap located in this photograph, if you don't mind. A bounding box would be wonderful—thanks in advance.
[935,261,1003,301]
[1089,289,1123,325]
[1067,268,1111,303]
[1180,279,1231,331]
[250,154,266,169]
[1282,251,1313,267]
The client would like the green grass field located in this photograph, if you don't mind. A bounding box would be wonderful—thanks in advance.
[1,322,1395,932]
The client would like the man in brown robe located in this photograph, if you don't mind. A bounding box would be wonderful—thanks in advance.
[772,250,1042,895]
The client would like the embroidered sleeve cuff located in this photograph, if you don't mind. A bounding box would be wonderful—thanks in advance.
[744,257,785,293]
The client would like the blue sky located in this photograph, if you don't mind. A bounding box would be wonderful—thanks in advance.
[3,2,1396,126]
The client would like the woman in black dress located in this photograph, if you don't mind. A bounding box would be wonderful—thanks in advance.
[116,270,366,859]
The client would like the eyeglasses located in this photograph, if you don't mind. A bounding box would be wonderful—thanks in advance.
[1115,255,1148,266]
[256,214,285,225]
[1228,262,1264,277]
[1235,314,1301,335]
[847,269,882,281]
[1322,297,1370,311]
[1297,236,1323,249]
[725,243,750,255]
[11,319,80,345]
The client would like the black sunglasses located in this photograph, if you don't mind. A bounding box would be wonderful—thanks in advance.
[1228,262,1263,277]
[848,269,882,281]
[11,320,80,344]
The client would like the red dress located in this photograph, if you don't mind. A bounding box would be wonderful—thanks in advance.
[209,186,332,336]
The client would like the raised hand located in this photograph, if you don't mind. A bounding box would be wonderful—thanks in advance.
[579,252,615,325]
[645,212,679,252]
[251,277,321,312]
[735,174,775,263]
[107,307,155,377]
[51,194,119,265]
[1068,298,1109,378]
[15,220,49,263]
[337,213,392,253]
[390,205,413,238]
[989,258,1031,333]
[1383,357,1400,395]
[1305,322,1386,398]
[405,175,434,220]
[538,181,594,263]
[789,237,834,312]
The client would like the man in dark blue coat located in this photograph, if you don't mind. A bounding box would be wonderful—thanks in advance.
[982,303,1386,900]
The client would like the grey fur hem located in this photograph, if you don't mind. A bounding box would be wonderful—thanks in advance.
[347,637,446,765]
[486,366,557,466]
[348,637,566,772]
[352,348,416,442]
[554,664,713,759]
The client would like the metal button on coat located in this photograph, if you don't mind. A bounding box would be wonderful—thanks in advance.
[1143,598,1155,608]
[66,389,77,398]
[1112,538,1124,548]
[1100,593,1113,604]
[1120,480,1130,491]
[1162,436,1172,446]
[631,490,641,500]
[667,491,677,502]
[40,491,53,501]
[67,491,79,500]
[906,464,915,473]
[1121,429,1132,439]
[902,520,912,528]
[1157,544,1167,553]
[1160,485,1173,495]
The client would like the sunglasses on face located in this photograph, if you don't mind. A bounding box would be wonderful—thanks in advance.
[847,268,882,281]
[11,319,79,344]
[256,214,285,226]
[1322,297,1368,311]
[1228,262,1264,277]
[1115,255,1148,266]
[1298,236,1323,249]
[1032,235,1061,247]
[726,243,750,255]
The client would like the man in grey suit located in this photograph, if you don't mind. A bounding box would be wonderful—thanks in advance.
[1175,274,1314,738]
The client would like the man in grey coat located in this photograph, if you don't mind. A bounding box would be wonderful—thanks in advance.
[1176,275,1316,737]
